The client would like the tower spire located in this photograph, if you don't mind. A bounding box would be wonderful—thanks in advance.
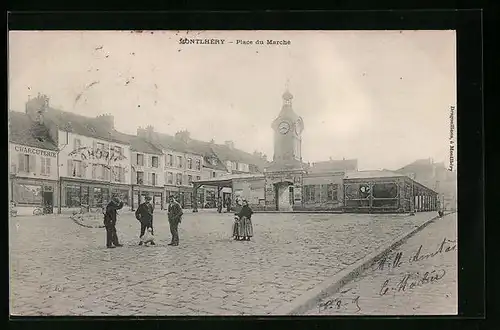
[282,79,293,106]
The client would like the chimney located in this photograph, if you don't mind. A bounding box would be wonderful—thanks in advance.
[175,130,190,143]
[25,93,49,125]
[145,125,155,141]
[224,140,234,149]
[95,113,114,130]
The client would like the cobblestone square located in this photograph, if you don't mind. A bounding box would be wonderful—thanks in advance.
[10,211,437,316]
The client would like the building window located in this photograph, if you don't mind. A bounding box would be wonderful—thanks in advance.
[40,157,51,176]
[177,156,183,168]
[101,165,110,181]
[137,171,144,184]
[96,142,105,151]
[18,154,32,172]
[176,173,183,185]
[152,156,159,168]
[196,176,201,181]
[113,166,124,182]
[74,138,82,151]
[166,172,173,184]
[212,171,216,178]
[137,154,144,166]
[167,154,173,166]
[69,160,83,178]
[113,146,122,158]
[196,159,201,171]
[152,173,157,186]
[188,175,192,184]
[187,158,192,169]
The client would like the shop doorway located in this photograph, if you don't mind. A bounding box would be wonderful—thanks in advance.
[43,191,53,214]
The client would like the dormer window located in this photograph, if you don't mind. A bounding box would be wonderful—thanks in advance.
[36,137,44,142]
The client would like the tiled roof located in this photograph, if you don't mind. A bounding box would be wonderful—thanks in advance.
[8,111,58,151]
[310,159,358,172]
[149,132,203,156]
[209,143,270,171]
[44,108,130,145]
[114,132,163,155]
[344,170,406,180]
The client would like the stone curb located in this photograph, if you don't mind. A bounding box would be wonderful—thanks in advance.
[270,212,447,315]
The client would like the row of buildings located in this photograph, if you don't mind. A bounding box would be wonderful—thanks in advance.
[9,92,457,215]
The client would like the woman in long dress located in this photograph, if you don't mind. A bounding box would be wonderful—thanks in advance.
[232,197,243,240]
[237,199,254,241]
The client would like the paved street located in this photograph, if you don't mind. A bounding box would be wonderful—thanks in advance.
[10,210,437,316]
[308,212,457,315]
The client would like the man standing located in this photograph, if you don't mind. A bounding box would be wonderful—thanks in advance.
[135,195,156,245]
[104,196,124,248]
[167,195,183,246]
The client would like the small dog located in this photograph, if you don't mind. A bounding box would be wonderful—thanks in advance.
[140,227,155,246]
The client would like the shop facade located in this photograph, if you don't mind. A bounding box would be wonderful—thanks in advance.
[60,177,131,213]
[131,185,164,210]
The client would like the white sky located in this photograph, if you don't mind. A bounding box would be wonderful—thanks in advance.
[8,30,456,171]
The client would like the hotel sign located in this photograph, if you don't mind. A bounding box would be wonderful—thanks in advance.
[14,145,57,158]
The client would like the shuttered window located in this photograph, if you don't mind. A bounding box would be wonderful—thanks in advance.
[41,158,46,175]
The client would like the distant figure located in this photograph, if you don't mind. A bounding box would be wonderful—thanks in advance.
[217,197,223,213]
[10,200,17,217]
[135,195,155,246]
[237,199,254,241]
[226,197,231,213]
[168,195,183,246]
[438,210,444,218]
[104,196,124,248]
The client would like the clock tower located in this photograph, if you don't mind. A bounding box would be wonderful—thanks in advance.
[269,88,304,171]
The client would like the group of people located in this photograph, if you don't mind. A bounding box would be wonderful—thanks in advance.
[232,197,254,241]
[103,195,183,248]
[102,194,254,248]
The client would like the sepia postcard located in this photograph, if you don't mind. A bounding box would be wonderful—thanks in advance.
[8,30,457,316]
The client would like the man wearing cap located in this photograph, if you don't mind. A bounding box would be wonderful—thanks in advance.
[135,195,155,245]
[104,196,124,248]
[167,195,183,246]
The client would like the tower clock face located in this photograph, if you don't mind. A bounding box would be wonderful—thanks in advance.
[278,121,290,134]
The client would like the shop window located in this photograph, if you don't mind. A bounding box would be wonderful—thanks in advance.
[327,184,338,202]
[372,183,398,199]
[303,185,316,203]
[16,183,42,205]
[65,184,81,207]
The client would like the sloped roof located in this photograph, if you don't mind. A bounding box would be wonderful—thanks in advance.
[114,132,163,155]
[310,159,358,173]
[149,132,203,156]
[44,108,130,145]
[9,111,58,150]
[344,170,406,180]
[184,139,228,171]
[210,143,270,171]
[396,158,434,173]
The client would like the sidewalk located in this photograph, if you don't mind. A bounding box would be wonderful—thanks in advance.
[307,212,457,315]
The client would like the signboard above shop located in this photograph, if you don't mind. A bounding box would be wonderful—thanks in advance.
[13,145,57,158]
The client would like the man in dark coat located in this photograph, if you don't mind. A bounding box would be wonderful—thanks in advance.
[167,195,183,246]
[104,196,124,248]
[135,195,156,245]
